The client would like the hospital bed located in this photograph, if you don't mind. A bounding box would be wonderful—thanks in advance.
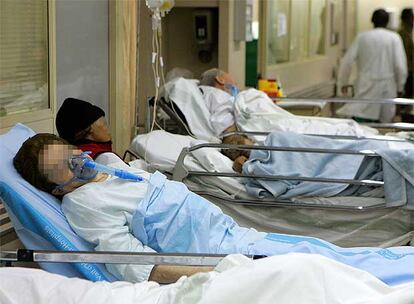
[149,77,414,139]
[2,124,414,290]
[0,123,237,281]
[130,130,414,248]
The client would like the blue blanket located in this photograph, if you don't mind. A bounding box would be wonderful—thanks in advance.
[242,132,414,209]
[131,172,414,286]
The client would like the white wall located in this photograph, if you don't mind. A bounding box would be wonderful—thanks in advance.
[357,0,413,32]
[56,0,109,114]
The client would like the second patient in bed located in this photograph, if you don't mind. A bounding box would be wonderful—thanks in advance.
[199,68,254,167]
[13,134,414,286]
[56,97,120,163]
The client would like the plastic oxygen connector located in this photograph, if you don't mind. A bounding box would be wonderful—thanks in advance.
[83,160,144,182]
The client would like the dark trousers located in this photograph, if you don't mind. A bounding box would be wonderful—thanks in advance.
[404,72,413,98]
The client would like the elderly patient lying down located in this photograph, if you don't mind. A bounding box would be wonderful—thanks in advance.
[227,131,414,206]
[2,254,414,304]
[14,134,414,286]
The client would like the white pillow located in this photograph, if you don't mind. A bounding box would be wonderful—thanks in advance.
[130,130,194,172]
[190,140,235,173]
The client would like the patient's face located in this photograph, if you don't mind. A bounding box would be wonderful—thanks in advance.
[86,117,111,142]
[39,143,88,195]
[216,72,237,89]
[221,73,237,86]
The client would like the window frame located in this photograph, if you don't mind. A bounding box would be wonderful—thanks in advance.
[262,0,328,70]
[0,0,56,133]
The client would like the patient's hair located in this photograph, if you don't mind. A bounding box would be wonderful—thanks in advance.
[14,134,68,194]
[200,68,225,87]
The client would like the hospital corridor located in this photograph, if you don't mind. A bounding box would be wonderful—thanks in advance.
[1,0,414,303]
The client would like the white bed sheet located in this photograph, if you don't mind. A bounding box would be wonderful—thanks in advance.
[2,254,414,304]
[163,77,219,142]
[163,78,380,142]
[235,89,379,141]
[130,131,414,247]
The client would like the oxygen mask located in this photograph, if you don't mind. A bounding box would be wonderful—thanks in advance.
[224,83,239,98]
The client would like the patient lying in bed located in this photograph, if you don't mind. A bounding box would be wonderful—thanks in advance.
[197,69,377,140]
[226,131,414,207]
[13,134,414,286]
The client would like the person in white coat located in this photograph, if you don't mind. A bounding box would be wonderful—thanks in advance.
[337,9,407,123]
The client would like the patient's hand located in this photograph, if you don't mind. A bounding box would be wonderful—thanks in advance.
[222,134,253,161]
[233,155,248,173]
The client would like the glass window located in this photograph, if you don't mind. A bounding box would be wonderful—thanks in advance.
[0,0,49,117]
[267,0,290,65]
[266,0,327,65]
[309,0,326,56]
[289,0,309,61]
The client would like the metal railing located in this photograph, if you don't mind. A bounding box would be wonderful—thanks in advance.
[171,140,396,211]
[0,249,264,267]
[273,97,414,106]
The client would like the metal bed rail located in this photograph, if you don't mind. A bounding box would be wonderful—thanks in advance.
[273,97,414,106]
[220,131,410,142]
[363,122,414,131]
[0,250,263,267]
[172,142,390,211]
[273,97,414,130]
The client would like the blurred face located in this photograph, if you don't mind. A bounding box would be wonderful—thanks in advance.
[215,72,237,90]
[86,116,111,142]
[39,143,91,195]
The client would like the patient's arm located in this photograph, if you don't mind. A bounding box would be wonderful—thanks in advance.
[149,265,213,284]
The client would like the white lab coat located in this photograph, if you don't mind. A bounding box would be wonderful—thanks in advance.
[199,85,236,136]
[337,28,407,122]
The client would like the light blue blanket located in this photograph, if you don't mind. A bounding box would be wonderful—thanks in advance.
[242,132,414,209]
[131,172,414,286]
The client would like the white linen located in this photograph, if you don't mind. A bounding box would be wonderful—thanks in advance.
[1,254,414,304]
[163,77,218,142]
[95,152,124,165]
[190,140,234,173]
[337,28,408,122]
[62,163,155,283]
[130,130,195,172]
[235,88,378,141]
[199,85,236,135]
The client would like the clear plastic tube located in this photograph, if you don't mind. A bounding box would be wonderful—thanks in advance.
[83,160,144,182]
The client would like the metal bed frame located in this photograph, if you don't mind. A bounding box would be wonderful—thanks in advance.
[273,97,414,106]
[144,96,414,136]
[172,132,412,211]
[273,97,414,130]
[0,249,263,267]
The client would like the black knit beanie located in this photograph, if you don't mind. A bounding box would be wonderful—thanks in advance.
[56,98,105,143]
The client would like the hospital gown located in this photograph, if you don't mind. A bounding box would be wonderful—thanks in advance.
[199,85,235,136]
[62,162,414,286]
